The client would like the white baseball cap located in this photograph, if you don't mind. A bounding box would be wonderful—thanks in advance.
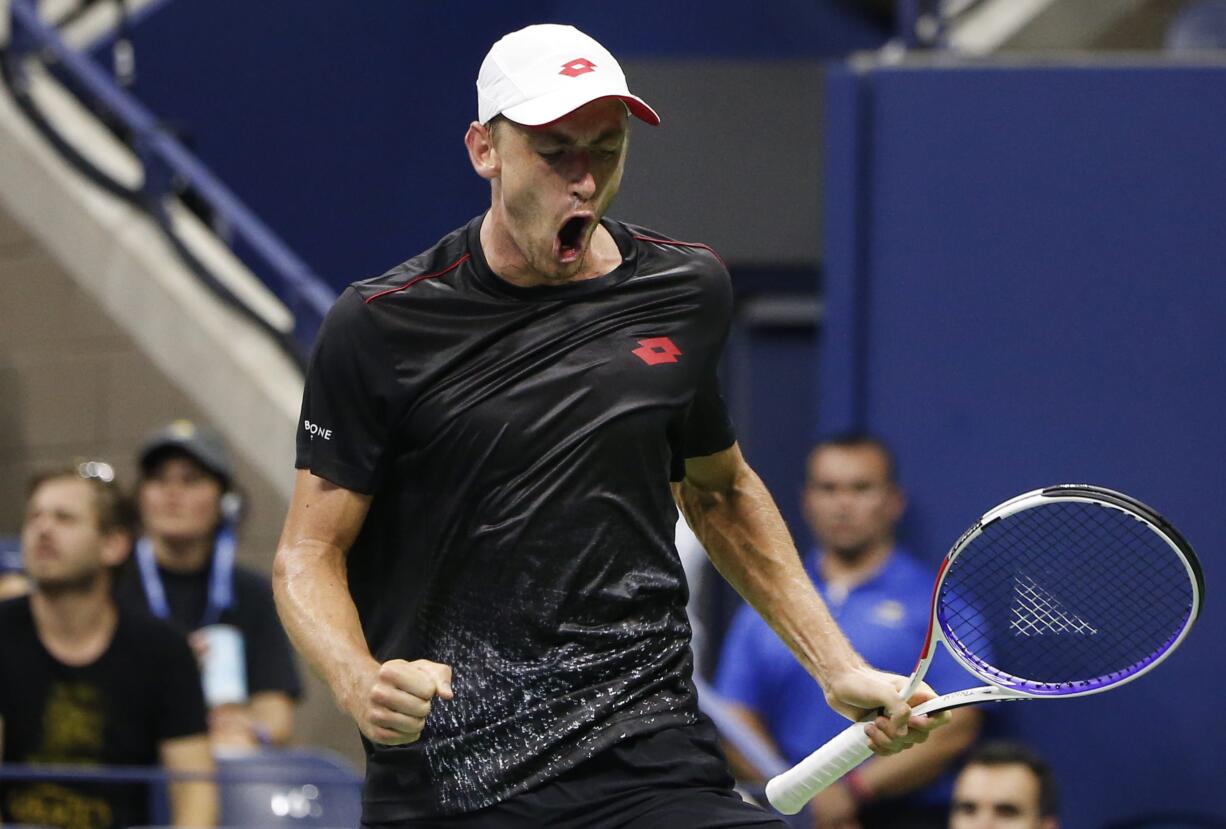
[477,24,660,127]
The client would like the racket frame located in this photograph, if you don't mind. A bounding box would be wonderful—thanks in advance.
[766,484,1204,815]
[904,484,1204,705]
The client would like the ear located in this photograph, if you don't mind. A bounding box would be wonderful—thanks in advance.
[887,483,907,524]
[465,121,500,181]
[800,479,816,524]
[100,529,132,569]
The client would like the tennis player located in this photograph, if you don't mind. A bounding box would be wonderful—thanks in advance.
[272,23,946,828]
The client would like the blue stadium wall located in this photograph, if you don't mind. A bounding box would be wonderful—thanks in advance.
[108,0,886,285]
[821,58,1226,827]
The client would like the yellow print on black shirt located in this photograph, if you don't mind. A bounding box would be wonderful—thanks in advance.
[36,682,105,760]
[6,782,113,829]
[5,682,114,829]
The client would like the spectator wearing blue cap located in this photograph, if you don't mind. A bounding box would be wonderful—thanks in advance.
[115,420,302,750]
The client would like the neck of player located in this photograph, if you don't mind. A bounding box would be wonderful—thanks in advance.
[480,208,623,288]
[31,579,118,666]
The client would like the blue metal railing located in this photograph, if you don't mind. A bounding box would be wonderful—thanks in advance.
[0,536,19,573]
[693,677,789,779]
[4,0,335,362]
[0,702,804,825]
[0,761,359,785]
[0,750,363,827]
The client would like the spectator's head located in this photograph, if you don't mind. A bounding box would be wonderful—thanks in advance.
[950,741,1060,829]
[802,433,904,562]
[22,462,133,595]
[137,420,235,551]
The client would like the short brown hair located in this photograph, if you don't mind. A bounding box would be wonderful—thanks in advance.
[810,432,899,484]
[962,741,1060,817]
[484,114,509,142]
[26,464,134,535]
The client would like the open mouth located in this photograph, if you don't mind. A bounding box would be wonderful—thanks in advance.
[555,215,592,264]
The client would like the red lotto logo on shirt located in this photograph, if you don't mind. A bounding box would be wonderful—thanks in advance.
[632,337,682,366]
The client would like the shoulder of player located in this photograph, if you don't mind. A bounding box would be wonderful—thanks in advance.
[618,220,729,275]
[351,222,474,306]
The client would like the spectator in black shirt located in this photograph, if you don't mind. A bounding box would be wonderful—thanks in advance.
[116,420,302,750]
[273,23,947,828]
[0,463,215,828]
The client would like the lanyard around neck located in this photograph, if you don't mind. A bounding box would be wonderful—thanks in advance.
[135,525,236,628]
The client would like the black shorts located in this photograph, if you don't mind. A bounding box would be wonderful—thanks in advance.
[372,717,788,829]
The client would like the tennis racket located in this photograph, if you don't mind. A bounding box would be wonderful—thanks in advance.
[766,484,1204,815]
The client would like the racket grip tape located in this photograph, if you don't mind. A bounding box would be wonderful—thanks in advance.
[764,722,873,814]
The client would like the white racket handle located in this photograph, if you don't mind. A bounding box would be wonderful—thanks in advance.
[763,693,975,814]
[764,721,872,814]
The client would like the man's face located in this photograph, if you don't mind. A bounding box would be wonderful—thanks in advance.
[950,765,1056,829]
[802,445,903,561]
[22,478,118,592]
[139,454,225,547]
[488,98,629,282]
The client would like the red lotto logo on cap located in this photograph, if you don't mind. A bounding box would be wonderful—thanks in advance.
[559,58,597,77]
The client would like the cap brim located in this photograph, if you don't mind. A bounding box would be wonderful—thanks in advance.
[503,92,660,127]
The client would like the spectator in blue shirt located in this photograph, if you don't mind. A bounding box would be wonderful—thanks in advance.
[716,433,983,829]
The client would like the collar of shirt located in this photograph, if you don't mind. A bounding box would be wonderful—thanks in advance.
[803,545,914,612]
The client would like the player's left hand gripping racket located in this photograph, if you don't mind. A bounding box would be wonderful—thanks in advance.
[766,484,1204,815]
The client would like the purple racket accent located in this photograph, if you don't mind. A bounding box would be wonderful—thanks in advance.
[935,496,1198,697]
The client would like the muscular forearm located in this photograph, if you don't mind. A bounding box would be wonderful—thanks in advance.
[272,542,378,717]
[676,466,862,690]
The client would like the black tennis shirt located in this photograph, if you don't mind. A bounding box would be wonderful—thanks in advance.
[296,215,737,819]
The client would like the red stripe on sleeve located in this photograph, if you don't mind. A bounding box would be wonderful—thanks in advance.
[365,253,472,304]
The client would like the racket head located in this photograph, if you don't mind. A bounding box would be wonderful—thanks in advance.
[930,484,1203,698]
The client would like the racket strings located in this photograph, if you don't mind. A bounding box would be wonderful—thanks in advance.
[939,501,1194,693]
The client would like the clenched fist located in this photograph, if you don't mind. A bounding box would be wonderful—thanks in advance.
[349,658,454,746]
